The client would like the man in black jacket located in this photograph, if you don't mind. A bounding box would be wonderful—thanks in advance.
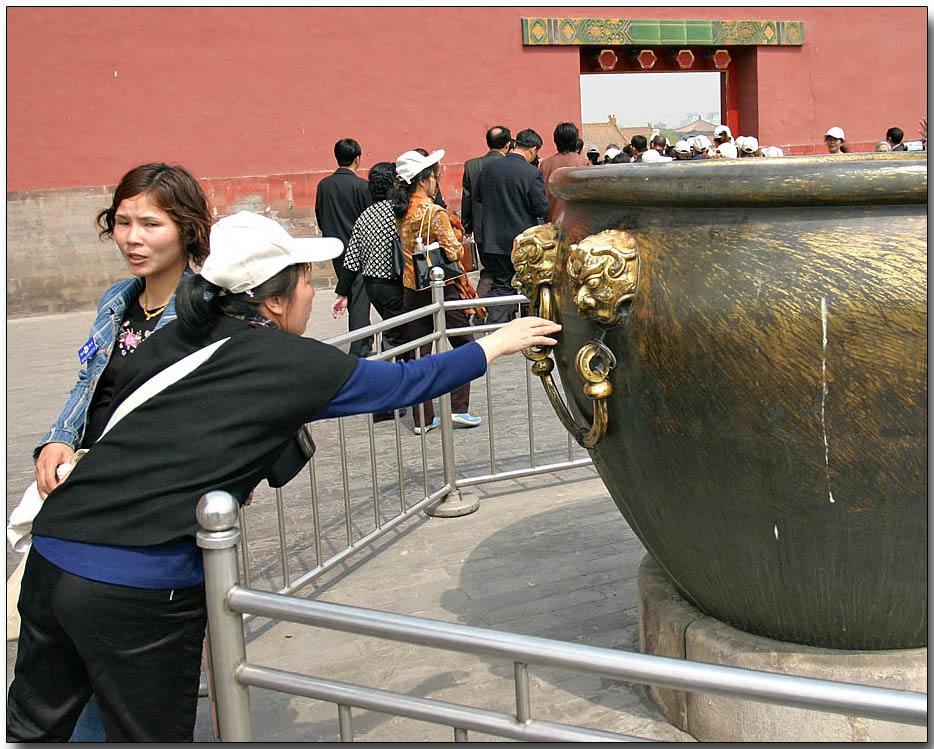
[476,128,549,324]
[462,125,511,299]
[315,137,373,356]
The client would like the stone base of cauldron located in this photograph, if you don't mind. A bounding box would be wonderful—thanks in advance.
[637,554,927,742]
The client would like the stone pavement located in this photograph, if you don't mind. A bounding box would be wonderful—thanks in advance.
[5,284,691,741]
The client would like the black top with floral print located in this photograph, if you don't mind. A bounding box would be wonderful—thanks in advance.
[81,296,163,447]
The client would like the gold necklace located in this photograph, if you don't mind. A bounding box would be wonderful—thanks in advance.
[140,290,169,321]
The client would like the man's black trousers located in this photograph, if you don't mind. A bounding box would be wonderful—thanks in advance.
[478,252,520,324]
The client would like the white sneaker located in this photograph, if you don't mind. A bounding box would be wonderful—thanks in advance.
[451,412,482,428]
[413,417,439,435]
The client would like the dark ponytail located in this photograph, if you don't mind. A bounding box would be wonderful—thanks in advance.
[176,264,310,338]
[388,164,436,220]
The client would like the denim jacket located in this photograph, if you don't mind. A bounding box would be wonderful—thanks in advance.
[34,269,191,461]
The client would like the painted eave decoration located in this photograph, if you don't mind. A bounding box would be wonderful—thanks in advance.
[522,18,804,46]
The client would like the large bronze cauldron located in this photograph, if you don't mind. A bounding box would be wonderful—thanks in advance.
[513,154,926,650]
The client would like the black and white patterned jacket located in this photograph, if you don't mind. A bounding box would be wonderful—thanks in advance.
[343,200,399,281]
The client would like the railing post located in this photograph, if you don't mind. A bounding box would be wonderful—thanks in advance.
[426,266,480,518]
[197,491,254,741]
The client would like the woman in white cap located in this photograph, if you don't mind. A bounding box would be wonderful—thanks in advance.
[712,125,737,158]
[672,140,694,160]
[738,136,763,157]
[390,148,483,434]
[6,210,560,741]
[824,126,848,154]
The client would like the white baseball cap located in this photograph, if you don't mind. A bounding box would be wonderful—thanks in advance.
[825,126,845,140]
[203,211,343,294]
[714,125,733,140]
[674,140,692,155]
[395,149,444,184]
[604,147,621,159]
[716,142,739,158]
[694,135,712,150]
[741,136,760,153]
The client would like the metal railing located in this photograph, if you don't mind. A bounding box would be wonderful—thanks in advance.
[234,270,592,606]
[195,491,928,742]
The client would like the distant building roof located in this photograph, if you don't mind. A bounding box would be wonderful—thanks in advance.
[582,114,650,152]
[674,117,718,135]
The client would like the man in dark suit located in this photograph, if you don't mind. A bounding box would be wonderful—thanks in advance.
[315,137,373,356]
[476,128,549,324]
[461,125,511,300]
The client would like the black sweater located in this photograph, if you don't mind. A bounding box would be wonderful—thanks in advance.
[32,317,357,546]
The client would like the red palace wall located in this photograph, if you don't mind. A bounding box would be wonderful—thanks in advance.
[6,6,927,315]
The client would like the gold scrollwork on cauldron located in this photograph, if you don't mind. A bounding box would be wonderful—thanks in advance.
[567,229,640,327]
[510,224,617,449]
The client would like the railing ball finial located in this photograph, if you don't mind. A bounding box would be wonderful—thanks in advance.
[197,490,240,532]
[429,265,445,282]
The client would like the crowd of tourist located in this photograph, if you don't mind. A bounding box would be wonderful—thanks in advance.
[586,119,926,162]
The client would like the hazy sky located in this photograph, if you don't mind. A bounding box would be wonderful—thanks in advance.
[580,72,721,128]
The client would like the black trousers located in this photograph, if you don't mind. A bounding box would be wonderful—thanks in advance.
[364,277,410,353]
[478,252,520,324]
[403,284,474,426]
[7,549,206,742]
[347,270,374,357]
[475,243,493,300]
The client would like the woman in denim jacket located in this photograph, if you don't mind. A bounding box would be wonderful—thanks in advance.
[28,162,211,741]
[34,163,211,497]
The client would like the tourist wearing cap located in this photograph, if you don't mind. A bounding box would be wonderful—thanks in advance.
[691,135,712,160]
[7,209,561,741]
[672,140,694,160]
[603,146,622,163]
[738,136,763,157]
[713,125,738,158]
[391,148,484,433]
[824,126,848,154]
[586,145,600,165]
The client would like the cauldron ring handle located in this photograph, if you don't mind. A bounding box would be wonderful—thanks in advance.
[522,286,612,449]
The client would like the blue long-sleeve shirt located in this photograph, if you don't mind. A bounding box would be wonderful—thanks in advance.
[33,342,487,588]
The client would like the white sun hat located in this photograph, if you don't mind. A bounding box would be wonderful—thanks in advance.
[203,211,343,294]
[714,124,733,140]
[395,149,445,184]
[824,126,845,140]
